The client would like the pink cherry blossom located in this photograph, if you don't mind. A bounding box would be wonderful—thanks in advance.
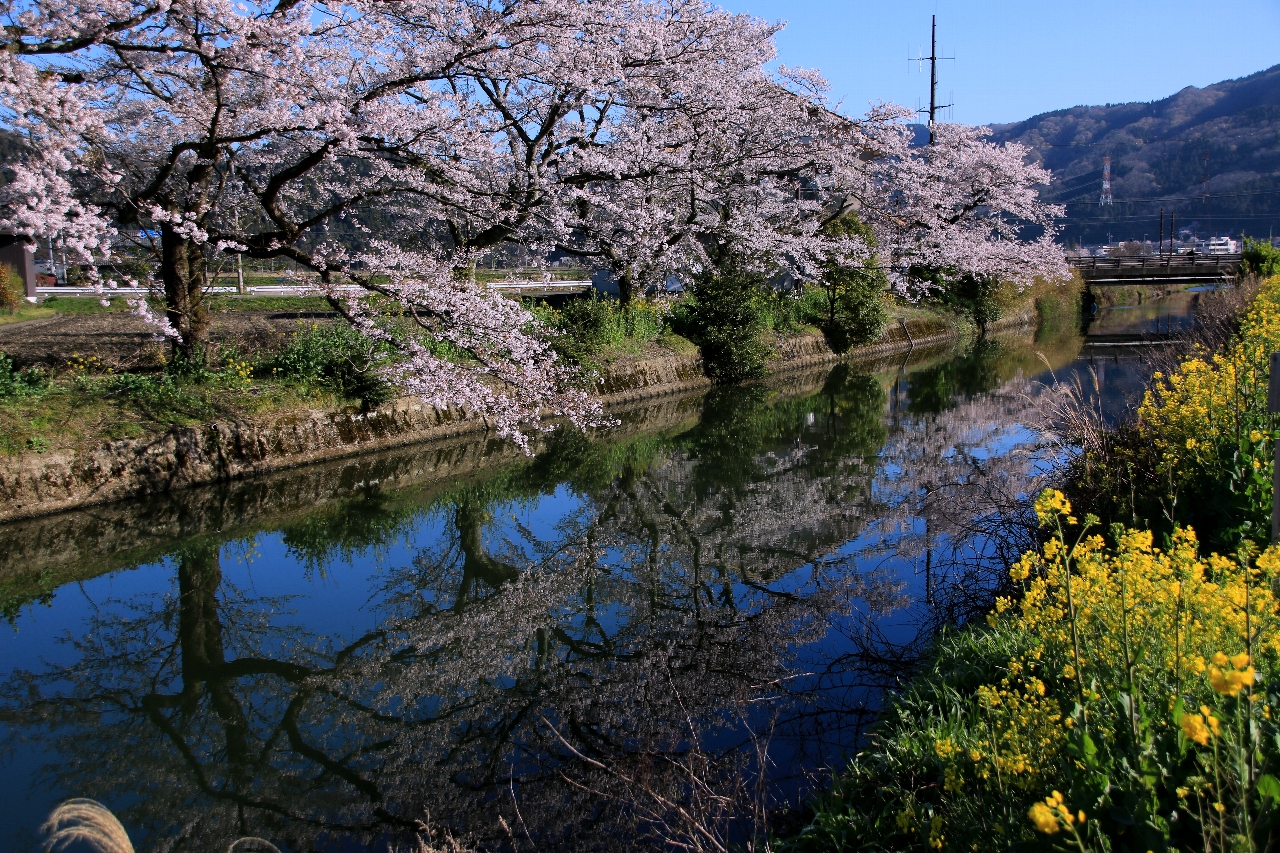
[0,0,1066,444]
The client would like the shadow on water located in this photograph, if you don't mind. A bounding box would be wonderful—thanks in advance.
[0,313,1185,851]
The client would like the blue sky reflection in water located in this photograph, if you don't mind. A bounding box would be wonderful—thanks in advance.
[0,309,1183,851]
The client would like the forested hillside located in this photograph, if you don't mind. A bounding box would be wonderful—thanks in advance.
[988,64,1280,245]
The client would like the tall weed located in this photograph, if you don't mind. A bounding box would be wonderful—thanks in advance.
[0,353,47,400]
[270,321,393,409]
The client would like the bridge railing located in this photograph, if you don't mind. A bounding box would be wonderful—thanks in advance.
[1066,254,1242,270]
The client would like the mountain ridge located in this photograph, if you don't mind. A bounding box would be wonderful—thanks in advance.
[986,64,1280,245]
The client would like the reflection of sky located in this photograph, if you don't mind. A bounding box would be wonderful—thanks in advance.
[1,300,1187,847]
[1046,298,1195,423]
[1035,354,1153,424]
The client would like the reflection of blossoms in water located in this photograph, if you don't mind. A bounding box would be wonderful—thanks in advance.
[0,357,1060,852]
[871,377,1050,575]
[0,475,901,852]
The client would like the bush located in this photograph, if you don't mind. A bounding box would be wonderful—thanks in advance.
[540,294,666,368]
[782,491,1280,853]
[950,273,1006,334]
[800,215,890,352]
[759,289,806,335]
[271,321,394,410]
[1243,237,1280,278]
[0,353,46,399]
[669,261,770,383]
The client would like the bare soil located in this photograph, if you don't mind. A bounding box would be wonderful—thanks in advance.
[0,309,336,370]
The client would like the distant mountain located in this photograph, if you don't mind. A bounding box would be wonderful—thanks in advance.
[988,64,1280,246]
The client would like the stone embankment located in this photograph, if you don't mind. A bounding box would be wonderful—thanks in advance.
[0,313,1015,522]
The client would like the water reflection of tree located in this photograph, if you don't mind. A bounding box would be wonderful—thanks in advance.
[906,337,1005,414]
[1,359,1054,851]
[2,474,899,849]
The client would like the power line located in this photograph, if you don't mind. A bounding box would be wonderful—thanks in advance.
[1064,212,1280,223]
[1056,187,1280,205]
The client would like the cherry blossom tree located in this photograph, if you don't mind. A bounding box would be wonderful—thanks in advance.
[0,0,1067,443]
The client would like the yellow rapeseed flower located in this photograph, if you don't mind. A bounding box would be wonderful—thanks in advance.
[1028,802,1059,835]
[1182,712,1210,744]
[1034,489,1072,526]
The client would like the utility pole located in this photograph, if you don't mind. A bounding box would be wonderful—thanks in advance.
[910,15,953,144]
[1158,208,1164,254]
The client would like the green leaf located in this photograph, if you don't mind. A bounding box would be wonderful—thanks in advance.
[1257,774,1280,804]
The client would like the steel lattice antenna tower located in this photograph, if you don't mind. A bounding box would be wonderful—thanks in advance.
[909,15,953,144]
[1100,156,1114,206]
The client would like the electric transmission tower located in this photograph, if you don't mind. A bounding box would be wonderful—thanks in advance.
[1100,156,1114,206]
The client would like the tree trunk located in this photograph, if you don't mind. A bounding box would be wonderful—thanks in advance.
[160,224,210,364]
[616,268,634,308]
[177,543,251,769]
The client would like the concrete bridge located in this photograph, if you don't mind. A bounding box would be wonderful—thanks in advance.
[1067,253,1241,286]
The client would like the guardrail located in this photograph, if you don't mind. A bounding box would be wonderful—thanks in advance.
[35,280,595,298]
[1066,254,1242,270]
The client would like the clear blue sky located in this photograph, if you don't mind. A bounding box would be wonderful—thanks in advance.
[717,0,1280,126]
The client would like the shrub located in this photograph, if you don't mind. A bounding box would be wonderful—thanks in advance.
[270,321,394,410]
[949,273,1006,334]
[758,288,806,335]
[801,215,890,351]
[540,293,666,368]
[782,491,1280,853]
[0,353,46,399]
[669,260,770,383]
[1243,238,1280,279]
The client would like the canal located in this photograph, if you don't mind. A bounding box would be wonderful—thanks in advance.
[0,301,1190,851]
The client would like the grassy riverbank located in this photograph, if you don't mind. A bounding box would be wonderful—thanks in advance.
[0,280,1078,459]
[779,277,1280,852]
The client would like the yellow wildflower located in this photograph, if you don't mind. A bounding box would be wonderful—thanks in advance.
[1034,489,1072,526]
[1208,657,1255,696]
[1028,802,1058,834]
[1181,711,1211,745]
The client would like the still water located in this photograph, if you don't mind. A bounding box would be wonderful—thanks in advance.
[0,307,1182,851]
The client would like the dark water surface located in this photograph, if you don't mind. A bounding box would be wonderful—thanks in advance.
[0,307,1187,851]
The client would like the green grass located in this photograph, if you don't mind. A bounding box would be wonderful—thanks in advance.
[206,295,334,312]
[0,371,344,456]
[0,295,136,325]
